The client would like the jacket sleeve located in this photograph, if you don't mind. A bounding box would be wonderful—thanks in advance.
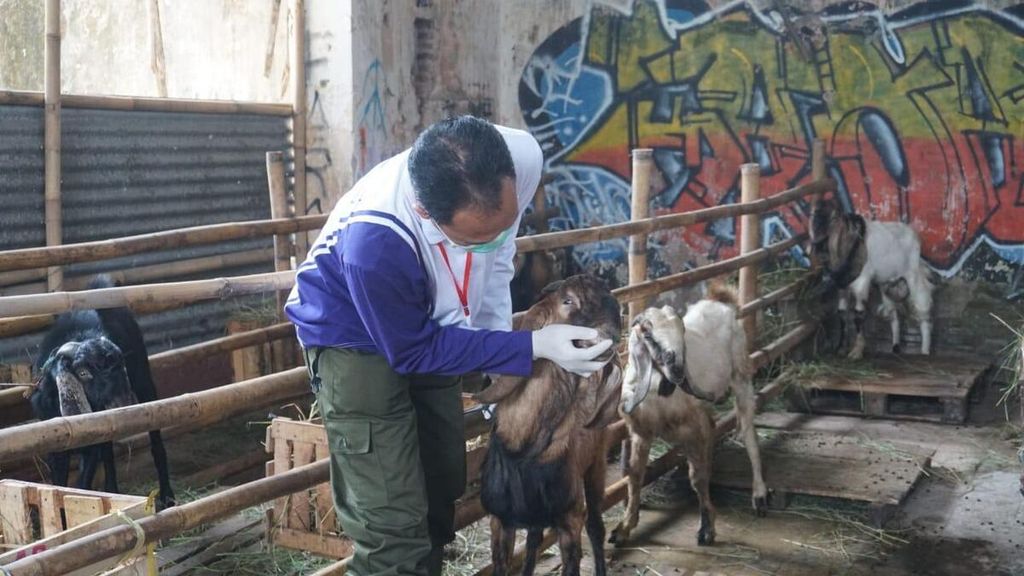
[343,223,533,376]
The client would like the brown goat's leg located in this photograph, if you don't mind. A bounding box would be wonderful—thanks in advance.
[490,516,516,576]
[609,433,650,545]
[557,510,585,576]
[733,383,768,516]
[584,457,609,576]
[689,448,716,546]
[520,527,544,576]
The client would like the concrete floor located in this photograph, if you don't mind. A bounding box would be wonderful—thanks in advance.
[532,379,1024,576]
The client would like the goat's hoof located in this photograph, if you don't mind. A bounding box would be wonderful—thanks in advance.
[697,530,715,547]
[753,496,768,517]
[608,526,630,546]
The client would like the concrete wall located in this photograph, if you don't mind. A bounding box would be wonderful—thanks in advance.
[0,0,293,101]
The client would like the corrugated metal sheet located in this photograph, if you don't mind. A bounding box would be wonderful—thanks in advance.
[0,104,293,367]
[0,106,45,251]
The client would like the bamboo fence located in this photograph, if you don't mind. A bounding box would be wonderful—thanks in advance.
[0,142,833,574]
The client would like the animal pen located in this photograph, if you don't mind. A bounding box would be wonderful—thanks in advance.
[0,3,1020,575]
[0,127,835,574]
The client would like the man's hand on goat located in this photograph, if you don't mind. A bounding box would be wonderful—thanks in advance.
[532,324,613,377]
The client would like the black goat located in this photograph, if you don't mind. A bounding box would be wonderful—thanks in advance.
[31,276,175,509]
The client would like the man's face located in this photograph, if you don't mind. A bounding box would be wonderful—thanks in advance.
[423,177,519,248]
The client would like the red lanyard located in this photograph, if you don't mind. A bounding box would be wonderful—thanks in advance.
[436,243,472,317]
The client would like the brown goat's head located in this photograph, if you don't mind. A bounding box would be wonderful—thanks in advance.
[476,274,623,428]
[516,274,623,362]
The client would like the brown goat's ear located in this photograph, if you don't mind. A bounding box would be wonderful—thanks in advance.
[473,375,527,404]
[583,361,623,429]
[540,280,564,296]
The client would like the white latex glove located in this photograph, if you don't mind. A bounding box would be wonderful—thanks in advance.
[532,324,614,377]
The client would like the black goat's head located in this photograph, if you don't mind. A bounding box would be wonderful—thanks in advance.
[41,336,137,412]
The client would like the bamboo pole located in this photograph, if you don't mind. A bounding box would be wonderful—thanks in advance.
[0,315,53,338]
[63,249,275,291]
[0,367,308,464]
[0,89,293,116]
[267,151,293,315]
[749,320,817,372]
[0,269,47,288]
[0,271,295,319]
[738,164,761,351]
[0,215,325,274]
[613,235,803,305]
[148,0,167,97]
[148,322,294,371]
[0,181,829,276]
[513,179,833,255]
[737,275,811,320]
[3,321,818,576]
[2,458,330,576]
[291,0,309,260]
[43,0,62,292]
[628,149,653,322]
[811,139,826,198]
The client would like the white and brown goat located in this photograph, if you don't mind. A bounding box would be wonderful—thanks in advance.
[610,286,767,547]
[475,274,623,576]
[810,199,934,359]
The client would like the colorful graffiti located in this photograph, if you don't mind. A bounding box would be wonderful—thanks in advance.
[519,0,1024,282]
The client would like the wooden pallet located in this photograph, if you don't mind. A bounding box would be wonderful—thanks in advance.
[0,480,153,575]
[712,431,933,526]
[265,393,488,558]
[784,353,992,423]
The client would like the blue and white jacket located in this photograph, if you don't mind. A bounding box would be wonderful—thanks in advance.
[284,126,542,377]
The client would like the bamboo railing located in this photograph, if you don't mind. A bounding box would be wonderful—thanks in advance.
[0,142,833,574]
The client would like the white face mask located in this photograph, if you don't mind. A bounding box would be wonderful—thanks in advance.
[433,219,514,253]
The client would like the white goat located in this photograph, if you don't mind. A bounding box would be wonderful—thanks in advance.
[610,287,767,547]
[810,199,934,359]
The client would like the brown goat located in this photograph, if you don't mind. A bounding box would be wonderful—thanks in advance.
[475,274,623,576]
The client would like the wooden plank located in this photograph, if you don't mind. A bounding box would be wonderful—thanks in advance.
[712,432,932,508]
[273,418,329,446]
[273,437,292,529]
[157,514,259,568]
[159,516,263,576]
[290,442,315,531]
[37,487,65,537]
[275,526,353,559]
[0,481,34,545]
[313,442,334,533]
[63,495,105,529]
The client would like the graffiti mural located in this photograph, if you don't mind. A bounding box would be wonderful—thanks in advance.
[519,0,1024,284]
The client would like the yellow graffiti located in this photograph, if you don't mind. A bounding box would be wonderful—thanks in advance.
[847,45,874,101]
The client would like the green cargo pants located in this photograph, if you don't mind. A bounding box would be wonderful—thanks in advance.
[305,347,466,576]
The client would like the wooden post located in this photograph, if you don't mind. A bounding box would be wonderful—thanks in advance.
[148,0,168,97]
[533,181,549,234]
[811,139,825,183]
[44,0,62,292]
[628,149,654,322]
[267,151,293,315]
[738,164,761,352]
[291,0,309,261]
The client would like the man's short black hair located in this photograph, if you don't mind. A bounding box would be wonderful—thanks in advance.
[408,115,516,225]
